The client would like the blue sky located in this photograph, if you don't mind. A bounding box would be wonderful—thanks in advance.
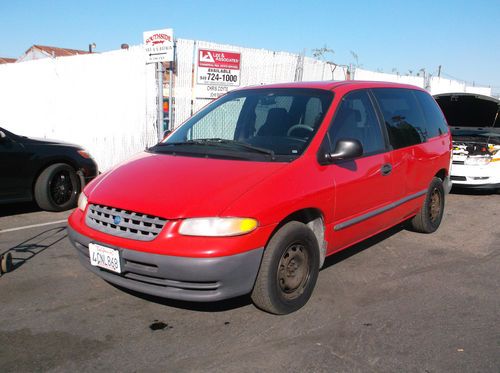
[1,0,499,93]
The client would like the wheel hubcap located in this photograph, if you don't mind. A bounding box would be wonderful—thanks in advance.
[429,188,441,223]
[277,243,310,300]
[50,171,73,205]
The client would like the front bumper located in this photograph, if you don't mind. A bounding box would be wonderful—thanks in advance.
[67,225,264,302]
[450,180,500,190]
[450,162,500,189]
[443,175,452,194]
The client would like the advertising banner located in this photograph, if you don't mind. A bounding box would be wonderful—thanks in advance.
[196,49,241,99]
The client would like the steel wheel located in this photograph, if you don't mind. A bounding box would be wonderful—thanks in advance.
[429,187,442,224]
[409,177,445,234]
[251,221,320,314]
[277,243,310,300]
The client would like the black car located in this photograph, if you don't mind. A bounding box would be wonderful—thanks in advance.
[0,127,98,211]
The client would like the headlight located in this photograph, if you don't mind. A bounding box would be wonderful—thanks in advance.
[77,150,92,159]
[178,217,258,237]
[77,193,88,211]
[464,156,491,166]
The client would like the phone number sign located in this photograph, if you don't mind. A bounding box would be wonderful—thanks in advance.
[196,49,241,99]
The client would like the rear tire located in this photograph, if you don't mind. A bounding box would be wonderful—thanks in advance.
[410,177,445,233]
[251,221,319,315]
[34,163,80,211]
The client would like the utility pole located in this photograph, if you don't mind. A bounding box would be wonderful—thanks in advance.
[168,40,176,131]
[294,49,305,82]
[168,61,173,130]
[437,65,442,78]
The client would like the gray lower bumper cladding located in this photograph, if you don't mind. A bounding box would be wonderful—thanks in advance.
[67,226,264,302]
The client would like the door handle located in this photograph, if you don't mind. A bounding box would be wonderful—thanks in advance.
[381,163,392,176]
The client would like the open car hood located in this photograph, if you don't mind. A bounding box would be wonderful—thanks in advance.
[434,93,499,129]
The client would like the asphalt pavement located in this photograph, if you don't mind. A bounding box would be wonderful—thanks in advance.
[0,191,499,372]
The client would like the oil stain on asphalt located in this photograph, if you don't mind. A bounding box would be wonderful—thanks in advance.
[149,320,173,331]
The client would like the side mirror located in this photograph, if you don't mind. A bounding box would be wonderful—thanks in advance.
[324,139,363,163]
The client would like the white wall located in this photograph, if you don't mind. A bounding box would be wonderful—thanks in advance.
[173,39,350,126]
[353,68,425,88]
[464,85,492,96]
[1,40,493,172]
[429,76,492,96]
[301,57,349,81]
[0,46,158,171]
[178,39,303,122]
[429,76,466,95]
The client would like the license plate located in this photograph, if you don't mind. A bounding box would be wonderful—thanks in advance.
[89,243,121,273]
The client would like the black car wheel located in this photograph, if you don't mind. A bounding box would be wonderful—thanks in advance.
[34,163,80,211]
[251,221,319,315]
[410,177,445,233]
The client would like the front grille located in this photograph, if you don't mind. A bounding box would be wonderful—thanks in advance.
[86,204,167,241]
[452,161,465,165]
[451,176,467,181]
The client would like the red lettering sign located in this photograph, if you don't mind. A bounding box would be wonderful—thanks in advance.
[145,33,172,45]
[198,49,241,70]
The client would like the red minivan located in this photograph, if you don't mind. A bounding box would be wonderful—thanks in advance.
[68,81,452,314]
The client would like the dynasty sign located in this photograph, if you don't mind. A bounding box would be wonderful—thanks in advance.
[196,49,241,99]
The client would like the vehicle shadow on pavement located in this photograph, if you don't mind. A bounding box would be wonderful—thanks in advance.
[0,226,67,276]
[0,201,41,218]
[111,283,253,312]
[322,223,405,271]
[112,224,407,313]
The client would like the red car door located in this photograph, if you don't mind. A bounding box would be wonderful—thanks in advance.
[323,90,397,253]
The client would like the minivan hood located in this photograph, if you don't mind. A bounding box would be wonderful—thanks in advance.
[434,93,499,129]
[86,152,287,219]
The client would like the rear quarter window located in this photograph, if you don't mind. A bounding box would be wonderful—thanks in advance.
[372,88,427,149]
[413,90,449,137]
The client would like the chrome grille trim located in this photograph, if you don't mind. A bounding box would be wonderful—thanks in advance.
[85,204,167,241]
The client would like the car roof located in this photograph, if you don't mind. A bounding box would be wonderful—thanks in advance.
[239,80,425,92]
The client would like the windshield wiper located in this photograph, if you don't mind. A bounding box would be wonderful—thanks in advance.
[203,138,275,158]
[161,138,276,159]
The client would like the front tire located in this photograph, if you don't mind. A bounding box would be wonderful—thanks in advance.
[410,177,445,233]
[251,221,319,315]
[34,163,80,211]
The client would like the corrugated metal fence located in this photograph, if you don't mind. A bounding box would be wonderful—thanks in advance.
[0,39,491,171]
[173,39,348,125]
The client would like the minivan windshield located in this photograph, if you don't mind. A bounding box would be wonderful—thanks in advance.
[150,88,333,161]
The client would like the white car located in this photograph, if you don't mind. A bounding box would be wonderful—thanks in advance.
[434,93,500,191]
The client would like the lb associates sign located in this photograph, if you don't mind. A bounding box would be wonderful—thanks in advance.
[196,49,241,99]
[143,28,174,63]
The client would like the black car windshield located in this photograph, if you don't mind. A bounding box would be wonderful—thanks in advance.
[150,88,333,161]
